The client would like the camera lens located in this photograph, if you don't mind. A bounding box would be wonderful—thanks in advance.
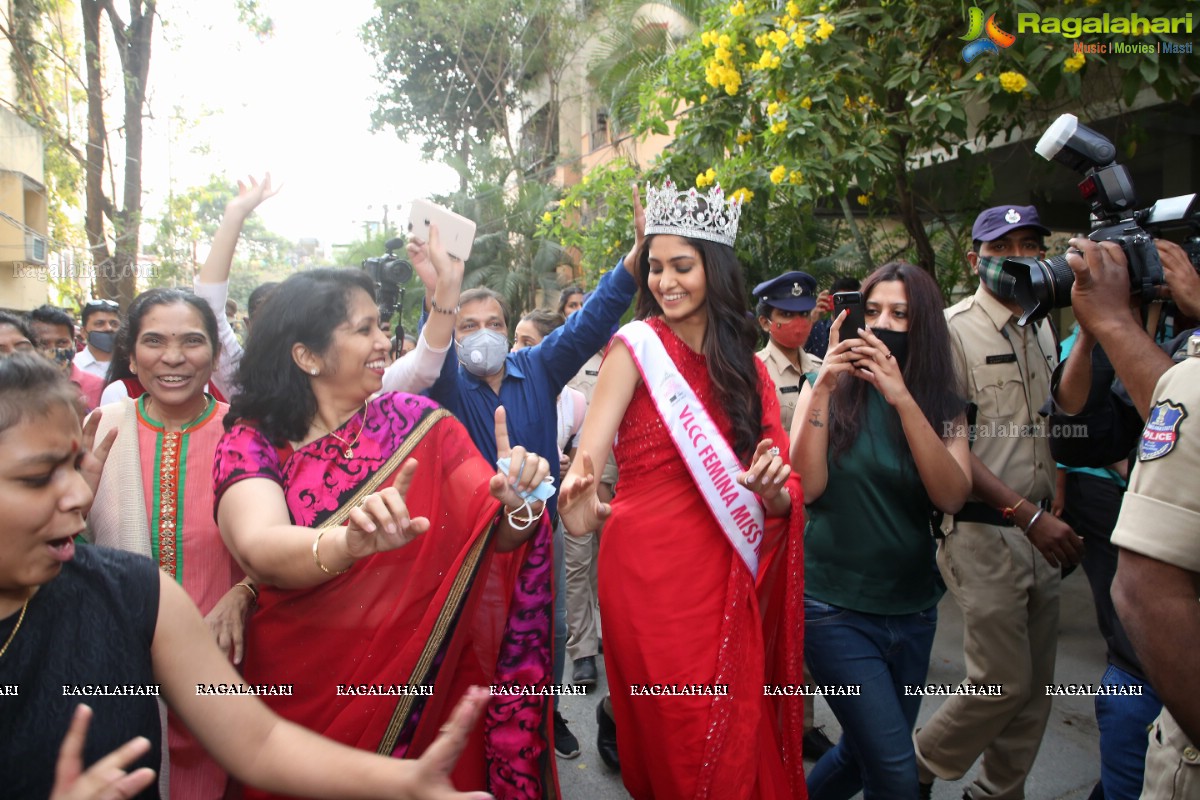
[1002,256,1075,325]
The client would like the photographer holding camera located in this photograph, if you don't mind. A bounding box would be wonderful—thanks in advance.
[1054,237,1200,800]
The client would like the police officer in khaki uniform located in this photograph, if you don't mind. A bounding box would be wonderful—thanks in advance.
[753,271,823,431]
[915,206,1084,799]
[1053,234,1200,800]
[751,270,834,759]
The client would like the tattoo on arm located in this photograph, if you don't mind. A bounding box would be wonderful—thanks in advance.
[808,408,824,428]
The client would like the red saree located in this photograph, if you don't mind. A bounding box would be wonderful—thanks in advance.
[599,318,806,799]
[213,393,557,799]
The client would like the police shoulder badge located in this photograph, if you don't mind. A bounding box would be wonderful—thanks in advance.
[1139,400,1188,461]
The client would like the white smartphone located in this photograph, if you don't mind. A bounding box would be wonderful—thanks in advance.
[407,199,477,262]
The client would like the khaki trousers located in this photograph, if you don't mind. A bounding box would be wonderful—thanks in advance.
[914,522,1060,799]
[1143,708,1200,799]
[565,530,600,661]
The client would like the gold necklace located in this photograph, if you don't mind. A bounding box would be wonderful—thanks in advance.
[0,598,29,661]
[314,406,367,459]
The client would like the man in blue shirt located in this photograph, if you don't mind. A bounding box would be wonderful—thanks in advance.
[425,255,637,760]
[427,258,637,507]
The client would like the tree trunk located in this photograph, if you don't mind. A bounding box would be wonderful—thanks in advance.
[81,0,111,292]
[892,136,937,279]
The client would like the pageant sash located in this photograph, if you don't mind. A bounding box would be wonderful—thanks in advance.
[616,320,765,576]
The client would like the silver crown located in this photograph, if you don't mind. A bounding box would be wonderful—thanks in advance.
[644,179,742,246]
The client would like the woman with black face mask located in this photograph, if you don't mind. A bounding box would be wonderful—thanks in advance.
[788,261,972,800]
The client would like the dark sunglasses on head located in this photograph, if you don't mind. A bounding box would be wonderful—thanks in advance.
[84,299,119,311]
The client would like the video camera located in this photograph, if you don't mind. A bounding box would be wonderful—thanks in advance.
[1001,113,1200,325]
[362,237,413,323]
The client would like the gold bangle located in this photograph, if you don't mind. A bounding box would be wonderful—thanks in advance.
[312,529,350,576]
[235,581,258,603]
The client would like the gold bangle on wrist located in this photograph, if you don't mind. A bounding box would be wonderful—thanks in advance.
[235,581,258,603]
[313,529,350,576]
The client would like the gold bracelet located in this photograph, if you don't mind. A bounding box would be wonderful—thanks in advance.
[235,581,258,603]
[312,529,350,576]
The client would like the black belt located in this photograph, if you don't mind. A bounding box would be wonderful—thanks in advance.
[954,502,1016,528]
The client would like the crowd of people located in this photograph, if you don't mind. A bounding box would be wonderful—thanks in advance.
[0,174,1197,800]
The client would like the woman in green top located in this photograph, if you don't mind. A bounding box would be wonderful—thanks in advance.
[789,261,972,800]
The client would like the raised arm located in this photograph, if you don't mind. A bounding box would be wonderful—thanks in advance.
[788,311,857,503]
[196,175,280,396]
[382,225,462,394]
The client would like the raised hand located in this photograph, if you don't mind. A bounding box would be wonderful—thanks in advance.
[813,310,865,393]
[848,327,912,407]
[80,410,117,499]
[559,451,611,536]
[343,459,430,560]
[51,705,156,800]
[487,406,551,516]
[226,173,280,220]
[623,185,647,278]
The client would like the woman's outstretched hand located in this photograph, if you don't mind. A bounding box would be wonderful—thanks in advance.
[623,185,647,278]
[402,687,496,800]
[559,451,611,536]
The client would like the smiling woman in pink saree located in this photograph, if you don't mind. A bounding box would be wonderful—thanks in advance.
[214,256,558,800]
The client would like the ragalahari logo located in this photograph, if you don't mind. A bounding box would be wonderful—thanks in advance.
[961,7,1016,62]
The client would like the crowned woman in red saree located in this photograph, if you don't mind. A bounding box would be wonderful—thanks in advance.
[214,392,557,800]
[560,182,807,800]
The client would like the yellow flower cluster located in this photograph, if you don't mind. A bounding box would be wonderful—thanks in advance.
[703,30,743,94]
[730,1,746,15]
[789,170,803,185]
[736,130,753,144]
[542,211,553,224]
[767,101,779,115]
[856,192,873,207]
[800,96,813,110]
[731,187,754,204]
[1063,52,1085,73]
[770,120,788,134]
[700,94,709,103]
[974,72,985,81]
[696,168,717,187]
[756,50,782,70]
[770,165,788,184]
[814,16,835,42]
[998,71,1028,93]
[785,0,799,17]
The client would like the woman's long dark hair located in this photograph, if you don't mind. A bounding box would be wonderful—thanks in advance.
[106,289,221,386]
[635,235,762,464]
[225,268,377,445]
[828,261,965,461]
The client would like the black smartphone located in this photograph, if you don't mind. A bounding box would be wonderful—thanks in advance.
[832,291,866,337]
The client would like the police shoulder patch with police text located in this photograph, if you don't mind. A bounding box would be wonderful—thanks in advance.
[1139,400,1187,462]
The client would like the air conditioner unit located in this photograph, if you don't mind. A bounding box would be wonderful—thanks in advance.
[24,233,46,264]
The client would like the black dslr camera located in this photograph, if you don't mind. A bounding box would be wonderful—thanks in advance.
[1002,113,1200,325]
[362,237,413,322]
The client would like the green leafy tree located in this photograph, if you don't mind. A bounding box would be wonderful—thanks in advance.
[637,0,1200,286]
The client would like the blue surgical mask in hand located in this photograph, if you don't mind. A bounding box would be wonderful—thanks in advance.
[495,457,557,503]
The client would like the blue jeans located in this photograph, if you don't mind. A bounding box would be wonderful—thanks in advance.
[804,596,938,800]
[1095,664,1162,800]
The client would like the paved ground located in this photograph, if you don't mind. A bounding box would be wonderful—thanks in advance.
[555,569,1105,798]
